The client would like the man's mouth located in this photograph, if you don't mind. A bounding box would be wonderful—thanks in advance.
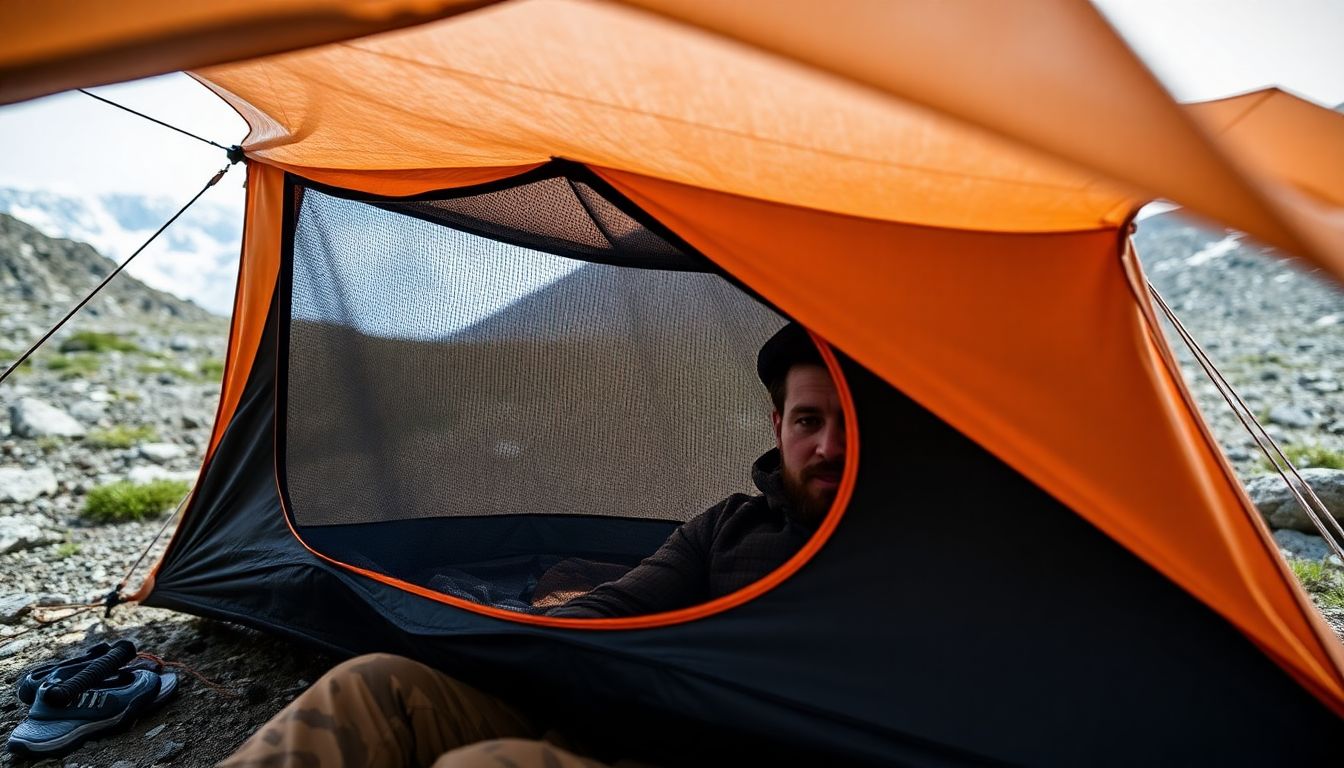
[806,465,843,488]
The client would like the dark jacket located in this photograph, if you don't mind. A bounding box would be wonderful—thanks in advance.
[549,449,813,618]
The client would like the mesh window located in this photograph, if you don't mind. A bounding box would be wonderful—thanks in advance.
[376,175,692,269]
[281,171,794,609]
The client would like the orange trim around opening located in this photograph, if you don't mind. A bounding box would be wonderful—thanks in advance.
[274,327,859,630]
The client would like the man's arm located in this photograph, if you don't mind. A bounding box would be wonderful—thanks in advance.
[545,508,718,618]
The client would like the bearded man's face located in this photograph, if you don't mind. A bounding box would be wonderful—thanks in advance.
[771,365,846,525]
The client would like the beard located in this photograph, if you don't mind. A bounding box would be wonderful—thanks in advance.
[781,458,844,526]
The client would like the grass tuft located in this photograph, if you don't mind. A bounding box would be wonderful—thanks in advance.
[54,541,81,559]
[45,353,101,379]
[59,331,139,354]
[135,361,194,378]
[82,479,189,523]
[1288,558,1344,609]
[86,424,158,449]
[1263,444,1344,472]
[199,358,225,380]
[1,349,34,376]
[1289,559,1335,591]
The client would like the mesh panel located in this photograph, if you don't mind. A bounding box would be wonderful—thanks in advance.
[380,174,695,269]
[284,181,785,532]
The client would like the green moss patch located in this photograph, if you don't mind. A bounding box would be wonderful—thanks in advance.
[45,353,101,378]
[82,479,189,523]
[1288,558,1344,610]
[87,424,159,449]
[1263,444,1344,472]
[199,358,226,380]
[59,331,139,353]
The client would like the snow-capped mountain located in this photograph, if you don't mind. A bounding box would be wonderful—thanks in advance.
[0,187,241,315]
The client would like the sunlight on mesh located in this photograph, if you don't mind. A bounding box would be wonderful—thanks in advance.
[283,184,786,531]
[293,189,582,339]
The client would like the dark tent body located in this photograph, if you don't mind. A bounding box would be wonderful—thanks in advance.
[142,166,1344,765]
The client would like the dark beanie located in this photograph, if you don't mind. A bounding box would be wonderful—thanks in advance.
[756,322,824,390]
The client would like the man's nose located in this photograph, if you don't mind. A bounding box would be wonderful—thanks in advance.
[816,420,845,460]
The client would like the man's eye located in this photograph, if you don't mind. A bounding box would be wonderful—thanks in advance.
[795,416,818,428]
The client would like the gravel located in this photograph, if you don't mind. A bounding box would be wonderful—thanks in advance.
[1,311,336,767]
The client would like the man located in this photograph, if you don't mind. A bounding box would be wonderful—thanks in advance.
[549,321,845,617]
[219,322,846,767]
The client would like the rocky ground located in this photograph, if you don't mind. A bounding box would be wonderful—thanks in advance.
[1138,213,1344,475]
[0,210,1341,766]
[1138,213,1344,637]
[0,317,337,767]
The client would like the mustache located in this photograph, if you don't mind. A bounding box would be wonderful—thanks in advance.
[802,460,844,480]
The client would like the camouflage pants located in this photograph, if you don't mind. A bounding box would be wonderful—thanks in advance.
[218,653,608,768]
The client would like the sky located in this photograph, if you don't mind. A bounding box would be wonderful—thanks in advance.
[0,0,1339,308]
[0,75,248,204]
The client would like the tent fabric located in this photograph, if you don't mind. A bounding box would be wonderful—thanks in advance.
[5,0,1342,276]
[618,0,1344,283]
[195,0,1133,233]
[0,0,499,105]
[1186,89,1344,209]
[185,0,1344,719]
[595,169,1344,709]
[177,160,1344,716]
[11,0,1344,753]
[144,289,1344,763]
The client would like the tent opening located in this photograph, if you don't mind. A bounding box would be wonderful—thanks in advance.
[274,164,846,616]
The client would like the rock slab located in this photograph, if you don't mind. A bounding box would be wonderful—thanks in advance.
[1274,529,1333,561]
[1247,469,1344,532]
[0,513,61,554]
[9,397,86,438]
[0,593,34,624]
[0,465,57,502]
[138,442,185,464]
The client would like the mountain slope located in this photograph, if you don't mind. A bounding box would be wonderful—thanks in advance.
[0,212,214,330]
[0,187,240,315]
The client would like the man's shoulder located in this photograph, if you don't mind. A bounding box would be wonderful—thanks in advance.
[683,492,769,536]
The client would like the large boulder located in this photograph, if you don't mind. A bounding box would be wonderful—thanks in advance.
[0,466,57,502]
[1246,469,1344,532]
[9,398,86,438]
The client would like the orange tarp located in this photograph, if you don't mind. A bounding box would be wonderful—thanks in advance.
[197,0,1132,233]
[1188,89,1344,209]
[188,0,1344,714]
[599,169,1344,712]
[6,0,1342,279]
[622,0,1344,283]
[0,0,498,106]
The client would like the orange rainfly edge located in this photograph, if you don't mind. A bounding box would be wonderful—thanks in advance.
[125,162,284,603]
[205,162,284,462]
[272,326,861,630]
